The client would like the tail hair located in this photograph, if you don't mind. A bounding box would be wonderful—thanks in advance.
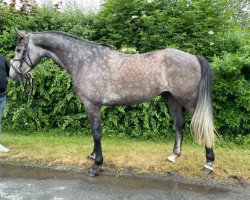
[190,55,215,148]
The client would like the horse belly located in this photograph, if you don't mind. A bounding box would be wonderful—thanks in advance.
[102,91,161,106]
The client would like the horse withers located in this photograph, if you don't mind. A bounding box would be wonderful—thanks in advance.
[10,29,215,176]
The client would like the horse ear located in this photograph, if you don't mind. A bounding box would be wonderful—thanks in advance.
[14,28,28,38]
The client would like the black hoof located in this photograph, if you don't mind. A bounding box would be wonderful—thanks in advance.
[87,168,99,177]
[203,166,213,175]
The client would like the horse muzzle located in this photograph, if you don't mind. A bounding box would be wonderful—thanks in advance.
[9,66,22,82]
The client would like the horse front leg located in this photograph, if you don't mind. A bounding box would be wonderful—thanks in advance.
[204,146,215,174]
[84,101,103,176]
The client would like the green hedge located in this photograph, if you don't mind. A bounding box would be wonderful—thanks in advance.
[212,32,250,136]
[1,0,249,139]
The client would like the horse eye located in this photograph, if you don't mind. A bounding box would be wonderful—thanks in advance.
[16,49,21,53]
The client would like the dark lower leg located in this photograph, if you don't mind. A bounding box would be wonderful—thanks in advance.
[204,146,215,174]
[89,136,103,175]
[84,102,103,176]
[93,133,103,165]
[89,119,103,176]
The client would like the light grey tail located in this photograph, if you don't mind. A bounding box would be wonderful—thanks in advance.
[190,55,215,148]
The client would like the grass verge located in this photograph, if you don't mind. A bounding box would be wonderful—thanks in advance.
[0,130,249,183]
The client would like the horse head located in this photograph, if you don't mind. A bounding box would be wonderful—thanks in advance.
[10,29,38,81]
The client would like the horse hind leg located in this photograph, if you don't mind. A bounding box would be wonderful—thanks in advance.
[204,146,215,174]
[184,96,215,174]
[162,92,185,163]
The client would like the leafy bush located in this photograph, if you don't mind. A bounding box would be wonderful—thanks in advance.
[212,31,250,136]
[93,0,238,58]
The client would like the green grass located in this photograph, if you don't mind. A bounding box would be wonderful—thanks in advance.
[0,130,249,183]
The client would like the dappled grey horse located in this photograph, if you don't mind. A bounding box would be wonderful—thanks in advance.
[10,30,215,176]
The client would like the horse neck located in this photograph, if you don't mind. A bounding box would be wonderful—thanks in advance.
[32,32,101,75]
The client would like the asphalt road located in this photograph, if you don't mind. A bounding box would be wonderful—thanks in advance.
[0,164,249,200]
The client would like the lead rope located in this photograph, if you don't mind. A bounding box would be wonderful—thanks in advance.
[21,73,33,97]
[26,72,33,96]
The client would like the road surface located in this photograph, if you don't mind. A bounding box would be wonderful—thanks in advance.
[0,164,249,200]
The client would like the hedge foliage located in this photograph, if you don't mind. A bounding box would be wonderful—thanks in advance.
[0,0,249,140]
